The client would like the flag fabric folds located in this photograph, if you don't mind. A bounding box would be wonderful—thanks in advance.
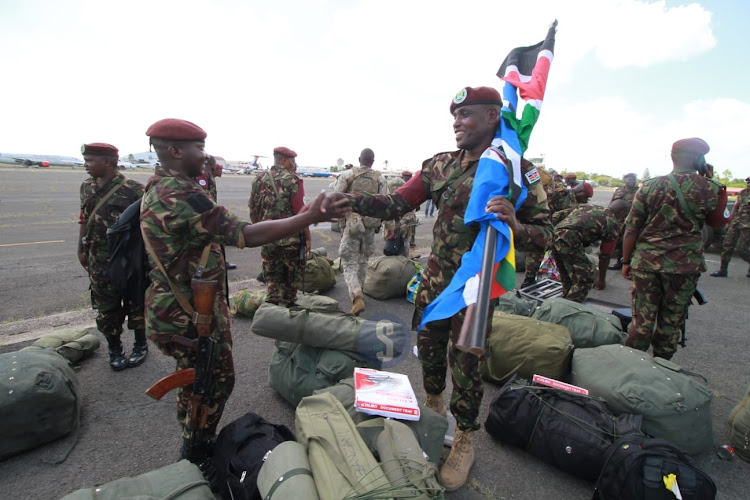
[418,20,557,332]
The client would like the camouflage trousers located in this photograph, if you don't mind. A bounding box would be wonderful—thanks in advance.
[720,222,750,264]
[339,225,376,299]
[261,244,301,305]
[414,305,493,432]
[89,273,145,338]
[625,270,699,360]
[149,303,236,443]
[552,239,594,303]
[524,248,544,282]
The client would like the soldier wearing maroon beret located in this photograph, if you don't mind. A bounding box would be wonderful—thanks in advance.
[621,137,722,360]
[327,86,552,490]
[140,120,349,464]
[78,142,148,371]
[563,173,579,188]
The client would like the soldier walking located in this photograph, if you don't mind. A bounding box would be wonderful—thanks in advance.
[386,170,419,257]
[711,176,750,278]
[334,148,388,315]
[77,143,147,371]
[607,173,638,270]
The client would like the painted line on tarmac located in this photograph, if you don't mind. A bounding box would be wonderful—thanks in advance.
[0,239,65,247]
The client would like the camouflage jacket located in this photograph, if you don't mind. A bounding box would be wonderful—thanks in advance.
[626,172,719,273]
[554,204,620,248]
[140,164,249,335]
[248,166,303,246]
[80,172,144,271]
[387,177,417,228]
[731,187,750,229]
[196,171,217,202]
[346,150,551,307]
[547,180,576,218]
[610,185,637,207]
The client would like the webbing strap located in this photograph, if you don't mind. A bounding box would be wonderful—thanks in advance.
[264,468,313,499]
[84,176,125,236]
[437,162,478,209]
[667,173,700,229]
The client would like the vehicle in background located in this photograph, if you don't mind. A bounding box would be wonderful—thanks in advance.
[702,195,737,250]
[297,166,334,178]
[0,152,83,167]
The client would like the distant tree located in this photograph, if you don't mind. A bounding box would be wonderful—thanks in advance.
[721,169,732,183]
[330,166,339,172]
[642,168,651,181]
[592,175,611,187]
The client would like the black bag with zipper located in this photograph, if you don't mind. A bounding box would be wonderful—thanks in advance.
[593,435,716,500]
[485,375,643,481]
[210,412,296,500]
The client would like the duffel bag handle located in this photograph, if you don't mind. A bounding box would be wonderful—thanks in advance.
[653,358,708,383]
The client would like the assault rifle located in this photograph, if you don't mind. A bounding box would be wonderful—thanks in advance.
[145,269,218,462]
[681,288,707,348]
[299,230,307,294]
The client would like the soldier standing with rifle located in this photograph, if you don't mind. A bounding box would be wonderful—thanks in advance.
[140,119,349,465]
[328,87,551,490]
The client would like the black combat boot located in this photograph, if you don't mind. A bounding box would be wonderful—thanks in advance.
[608,259,623,270]
[520,277,536,289]
[104,334,128,371]
[710,260,729,277]
[128,330,148,368]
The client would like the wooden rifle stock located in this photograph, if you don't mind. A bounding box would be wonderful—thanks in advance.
[456,227,498,356]
[145,368,196,400]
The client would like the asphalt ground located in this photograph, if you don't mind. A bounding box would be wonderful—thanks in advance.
[0,166,748,499]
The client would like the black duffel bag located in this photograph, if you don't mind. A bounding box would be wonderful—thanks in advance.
[485,376,643,480]
[593,435,716,500]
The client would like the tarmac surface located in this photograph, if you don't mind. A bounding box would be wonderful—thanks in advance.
[0,167,748,499]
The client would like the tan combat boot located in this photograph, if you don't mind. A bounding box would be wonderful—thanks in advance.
[351,293,365,316]
[439,428,475,492]
[424,392,447,417]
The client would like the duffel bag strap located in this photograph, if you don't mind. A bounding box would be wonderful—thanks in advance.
[653,358,708,383]
[264,468,314,500]
[643,457,664,500]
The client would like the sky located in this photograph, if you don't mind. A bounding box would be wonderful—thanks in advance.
[1,0,749,179]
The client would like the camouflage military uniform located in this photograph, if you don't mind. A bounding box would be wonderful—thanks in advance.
[141,164,250,441]
[80,172,145,339]
[609,184,638,262]
[387,176,418,255]
[346,150,551,431]
[625,173,719,359]
[249,166,305,305]
[196,170,217,202]
[719,187,750,265]
[551,205,620,302]
[334,167,388,300]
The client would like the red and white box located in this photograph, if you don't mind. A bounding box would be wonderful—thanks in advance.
[354,367,421,421]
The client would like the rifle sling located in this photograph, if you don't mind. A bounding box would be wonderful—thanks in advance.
[84,177,125,237]
[142,232,212,324]
[437,161,478,209]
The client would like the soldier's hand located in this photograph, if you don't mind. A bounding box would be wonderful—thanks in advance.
[621,264,632,281]
[486,196,522,233]
[304,191,351,223]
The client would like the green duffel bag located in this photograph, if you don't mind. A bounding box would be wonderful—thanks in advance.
[356,418,444,499]
[269,341,372,406]
[31,327,91,349]
[728,382,750,462]
[0,347,80,462]
[60,459,214,499]
[495,291,538,317]
[296,292,341,311]
[296,392,391,500]
[294,253,336,293]
[532,297,624,348]
[314,377,448,464]
[252,302,408,364]
[30,328,101,365]
[480,311,574,385]
[571,344,713,454]
[364,255,417,300]
[257,441,319,500]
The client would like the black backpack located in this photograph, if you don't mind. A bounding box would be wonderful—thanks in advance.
[210,412,296,500]
[383,233,405,256]
[105,200,149,308]
[593,435,716,500]
[485,376,643,481]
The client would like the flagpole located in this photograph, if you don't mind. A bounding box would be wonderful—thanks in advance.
[456,226,497,355]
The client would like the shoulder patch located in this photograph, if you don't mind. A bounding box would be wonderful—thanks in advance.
[524,168,541,185]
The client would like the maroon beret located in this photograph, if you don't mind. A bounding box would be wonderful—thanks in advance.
[401,170,413,177]
[582,182,594,197]
[81,143,118,156]
[564,174,577,180]
[146,118,207,141]
[671,138,709,155]
[623,173,637,179]
[273,146,297,158]
[450,86,502,114]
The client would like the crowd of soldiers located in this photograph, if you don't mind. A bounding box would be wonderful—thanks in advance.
[75,85,745,492]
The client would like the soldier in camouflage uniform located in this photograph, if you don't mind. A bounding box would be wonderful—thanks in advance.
[329,87,552,491]
[77,142,147,371]
[197,155,218,202]
[140,120,348,463]
[249,147,310,306]
[622,138,721,359]
[711,176,750,278]
[385,170,419,257]
[607,173,638,270]
[551,201,629,302]
[334,148,388,315]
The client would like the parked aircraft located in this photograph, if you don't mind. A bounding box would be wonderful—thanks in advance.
[225,155,267,174]
[0,152,83,167]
